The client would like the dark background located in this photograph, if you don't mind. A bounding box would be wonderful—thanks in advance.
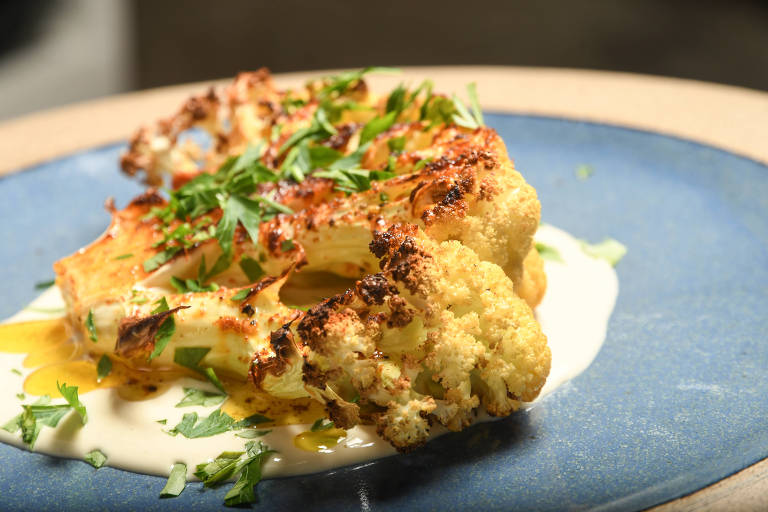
[1,0,767,119]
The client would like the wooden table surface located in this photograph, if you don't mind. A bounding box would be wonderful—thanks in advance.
[0,66,766,511]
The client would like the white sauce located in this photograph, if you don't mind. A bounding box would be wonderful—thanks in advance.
[0,224,618,479]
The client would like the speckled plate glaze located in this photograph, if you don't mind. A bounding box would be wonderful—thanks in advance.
[1,113,766,512]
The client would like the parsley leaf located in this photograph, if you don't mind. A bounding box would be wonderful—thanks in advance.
[579,238,627,266]
[85,309,97,342]
[280,239,295,252]
[239,256,265,282]
[173,347,226,392]
[203,367,226,394]
[535,242,564,263]
[194,441,274,507]
[314,168,395,194]
[230,288,252,302]
[84,449,107,468]
[34,279,55,290]
[315,67,401,100]
[143,246,182,272]
[236,429,271,439]
[176,387,226,408]
[96,354,112,382]
[359,111,397,145]
[232,413,272,429]
[160,463,187,498]
[170,276,219,294]
[168,409,237,438]
[576,164,594,180]
[174,347,210,370]
[113,253,133,260]
[466,82,484,126]
[57,382,87,424]
[310,418,335,432]
[1,414,20,433]
[10,395,72,448]
[387,136,406,154]
[148,297,177,361]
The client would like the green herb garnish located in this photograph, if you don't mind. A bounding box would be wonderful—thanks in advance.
[535,242,564,263]
[57,382,87,424]
[148,298,178,361]
[576,164,594,181]
[84,449,107,468]
[34,279,55,290]
[170,276,219,294]
[579,238,627,266]
[10,368,21,376]
[194,441,274,506]
[160,463,187,498]
[236,429,271,439]
[239,256,265,282]
[85,309,97,342]
[175,387,226,408]
[310,418,335,432]
[5,395,72,448]
[230,288,252,302]
[113,253,134,260]
[96,354,112,382]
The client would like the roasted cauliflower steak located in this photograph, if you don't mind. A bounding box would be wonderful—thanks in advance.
[54,67,550,451]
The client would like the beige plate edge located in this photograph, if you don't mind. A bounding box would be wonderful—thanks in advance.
[0,66,766,511]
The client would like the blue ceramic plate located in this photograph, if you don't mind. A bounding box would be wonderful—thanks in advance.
[1,113,766,511]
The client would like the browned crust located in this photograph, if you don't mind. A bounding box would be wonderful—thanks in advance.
[115,306,189,358]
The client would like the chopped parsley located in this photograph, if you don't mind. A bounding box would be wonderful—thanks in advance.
[194,441,274,506]
[535,242,564,263]
[236,429,271,439]
[579,238,627,266]
[15,393,25,400]
[379,192,389,203]
[451,83,484,129]
[148,298,178,361]
[280,239,295,252]
[173,347,211,370]
[160,463,187,498]
[230,288,252,302]
[34,279,55,290]
[113,253,134,260]
[57,382,87,424]
[4,395,74,448]
[156,419,167,425]
[128,289,149,304]
[170,276,219,294]
[310,418,335,432]
[239,256,265,282]
[84,449,107,468]
[387,135,406,154]
[85,309,97,342]
[167,409,235,439]
[175,387,226,408]
[576,164,594,180]
[173,347,226,392]
[413,158,432,171]
[166,410,269,439]
[96,354,112,382]
[10,368,21,376]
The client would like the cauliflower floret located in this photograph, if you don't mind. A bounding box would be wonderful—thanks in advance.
[252,224,550,451]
